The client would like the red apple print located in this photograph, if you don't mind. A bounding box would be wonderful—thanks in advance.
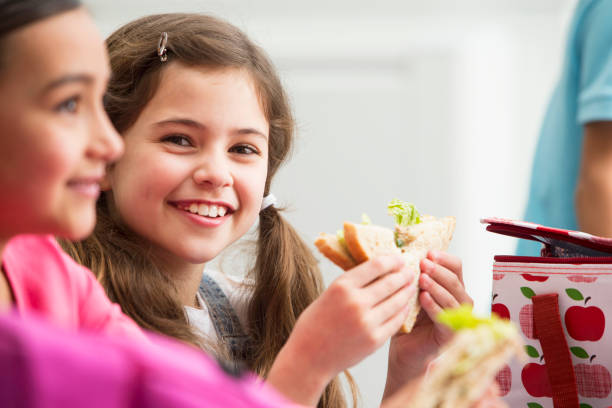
[518,287,536,338]
[571,348,612,398]
[491,294,510,320]
[492,303,510,320]
[519,304,534,339]
[575,364,612,398]
[564,289,605,341]
[493,273,504,280]
[495,365,511,396]
[567,275,597,283]
[522,363,552,397]
[522,346,552,397]
[522,273,549,282]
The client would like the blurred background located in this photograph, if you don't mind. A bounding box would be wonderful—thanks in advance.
[84,0,578,405]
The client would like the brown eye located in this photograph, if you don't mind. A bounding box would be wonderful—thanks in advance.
[162,134,193,147]
[230,144,259,155]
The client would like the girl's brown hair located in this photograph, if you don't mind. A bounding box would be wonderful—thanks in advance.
[61,13,357,407]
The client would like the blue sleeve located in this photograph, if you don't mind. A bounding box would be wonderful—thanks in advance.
[577,0,612,124]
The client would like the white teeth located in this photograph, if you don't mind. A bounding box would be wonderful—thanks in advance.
[181,203,229,218]
[209,205,218,217]
[198,203,209,217]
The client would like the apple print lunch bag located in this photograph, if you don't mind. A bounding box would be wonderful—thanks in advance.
[483,218,612,408]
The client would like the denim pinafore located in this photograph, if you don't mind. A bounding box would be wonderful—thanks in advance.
[198,273,252,363]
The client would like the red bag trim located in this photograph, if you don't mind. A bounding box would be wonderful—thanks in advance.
[532,293,580,408]
[494,255,612,264]
[486,224,612,254]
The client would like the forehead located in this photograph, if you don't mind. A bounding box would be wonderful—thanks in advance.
[145,64,268,123]
[157,64,258,100]
[2,8,108,86]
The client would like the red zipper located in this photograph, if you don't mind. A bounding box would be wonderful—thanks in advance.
[494,255,612,264]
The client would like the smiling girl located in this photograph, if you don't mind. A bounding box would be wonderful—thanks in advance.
[0,0,145,336]
[63,13,473,407]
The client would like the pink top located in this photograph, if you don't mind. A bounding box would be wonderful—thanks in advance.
[0,312,302,408]
[1,234,144,340]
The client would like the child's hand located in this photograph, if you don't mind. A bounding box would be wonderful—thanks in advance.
[380,375,506,408]
[383,250,473,399]
[267,254,417,406]
[472,383,508,408]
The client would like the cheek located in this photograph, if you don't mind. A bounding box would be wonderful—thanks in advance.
[110,152,182,214]
[238,162,268,214]
[31,128,82,192]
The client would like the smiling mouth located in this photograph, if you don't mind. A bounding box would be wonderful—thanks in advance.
[175,202,233,218]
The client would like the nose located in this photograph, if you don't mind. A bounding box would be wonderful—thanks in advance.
[87,106,124,163]
[192,151,233,189]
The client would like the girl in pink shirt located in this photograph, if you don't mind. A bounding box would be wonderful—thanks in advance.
[0,1,302,407]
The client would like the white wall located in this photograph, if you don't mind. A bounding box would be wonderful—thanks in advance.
[84,0,577,405]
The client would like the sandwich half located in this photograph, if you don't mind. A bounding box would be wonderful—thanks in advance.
[314,200,455,333]
[406,305,524,408]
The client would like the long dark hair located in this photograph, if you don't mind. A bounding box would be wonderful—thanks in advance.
[0,0,81,37]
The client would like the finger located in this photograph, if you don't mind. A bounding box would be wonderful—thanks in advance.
[427,250,463,283]
[418,290,444,325]
[371,282,417,324]
[419,271,463,310]
[345,255,406,287]
[363,266,416,306]
[420,258,473,306]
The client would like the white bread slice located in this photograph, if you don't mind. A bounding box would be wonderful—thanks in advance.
[343,222,400,263]
[343,222,420,332]
[314,233,357,271]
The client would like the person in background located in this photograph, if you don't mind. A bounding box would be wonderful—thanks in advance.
[518,0,612,255]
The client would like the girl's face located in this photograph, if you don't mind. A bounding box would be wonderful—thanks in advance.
[0,8,123,242]
[107,65,269,265]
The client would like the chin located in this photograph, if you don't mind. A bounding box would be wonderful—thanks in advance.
[62,216,95,241]
[174,245,221,264]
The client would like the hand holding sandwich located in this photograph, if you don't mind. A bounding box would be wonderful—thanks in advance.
[383,250,473,399]
[381,305,524,408]
[267,254,418,406]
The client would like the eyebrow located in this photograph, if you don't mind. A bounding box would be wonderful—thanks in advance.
[155,117,268,140]
[43,74,94,93]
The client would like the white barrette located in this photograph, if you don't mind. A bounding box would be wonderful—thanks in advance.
[261,193,277,211]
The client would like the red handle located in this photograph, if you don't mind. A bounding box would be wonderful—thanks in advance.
[532,293,579,408]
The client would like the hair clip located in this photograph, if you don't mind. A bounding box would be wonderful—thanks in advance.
[157,32,168,62]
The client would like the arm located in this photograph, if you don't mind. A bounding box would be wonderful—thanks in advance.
[575,121,612,236]
[0,313,301,408]
[266,255,416,406]
[382,251,472,400]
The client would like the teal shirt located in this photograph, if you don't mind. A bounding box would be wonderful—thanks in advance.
[517,0,612,255]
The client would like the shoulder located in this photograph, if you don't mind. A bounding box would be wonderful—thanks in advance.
[573,0,612,56]
[3,235,72,278]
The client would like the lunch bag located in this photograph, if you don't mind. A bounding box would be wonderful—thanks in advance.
[482,218,612,408]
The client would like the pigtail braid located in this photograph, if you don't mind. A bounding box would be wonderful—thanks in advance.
[247,206,359,408]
